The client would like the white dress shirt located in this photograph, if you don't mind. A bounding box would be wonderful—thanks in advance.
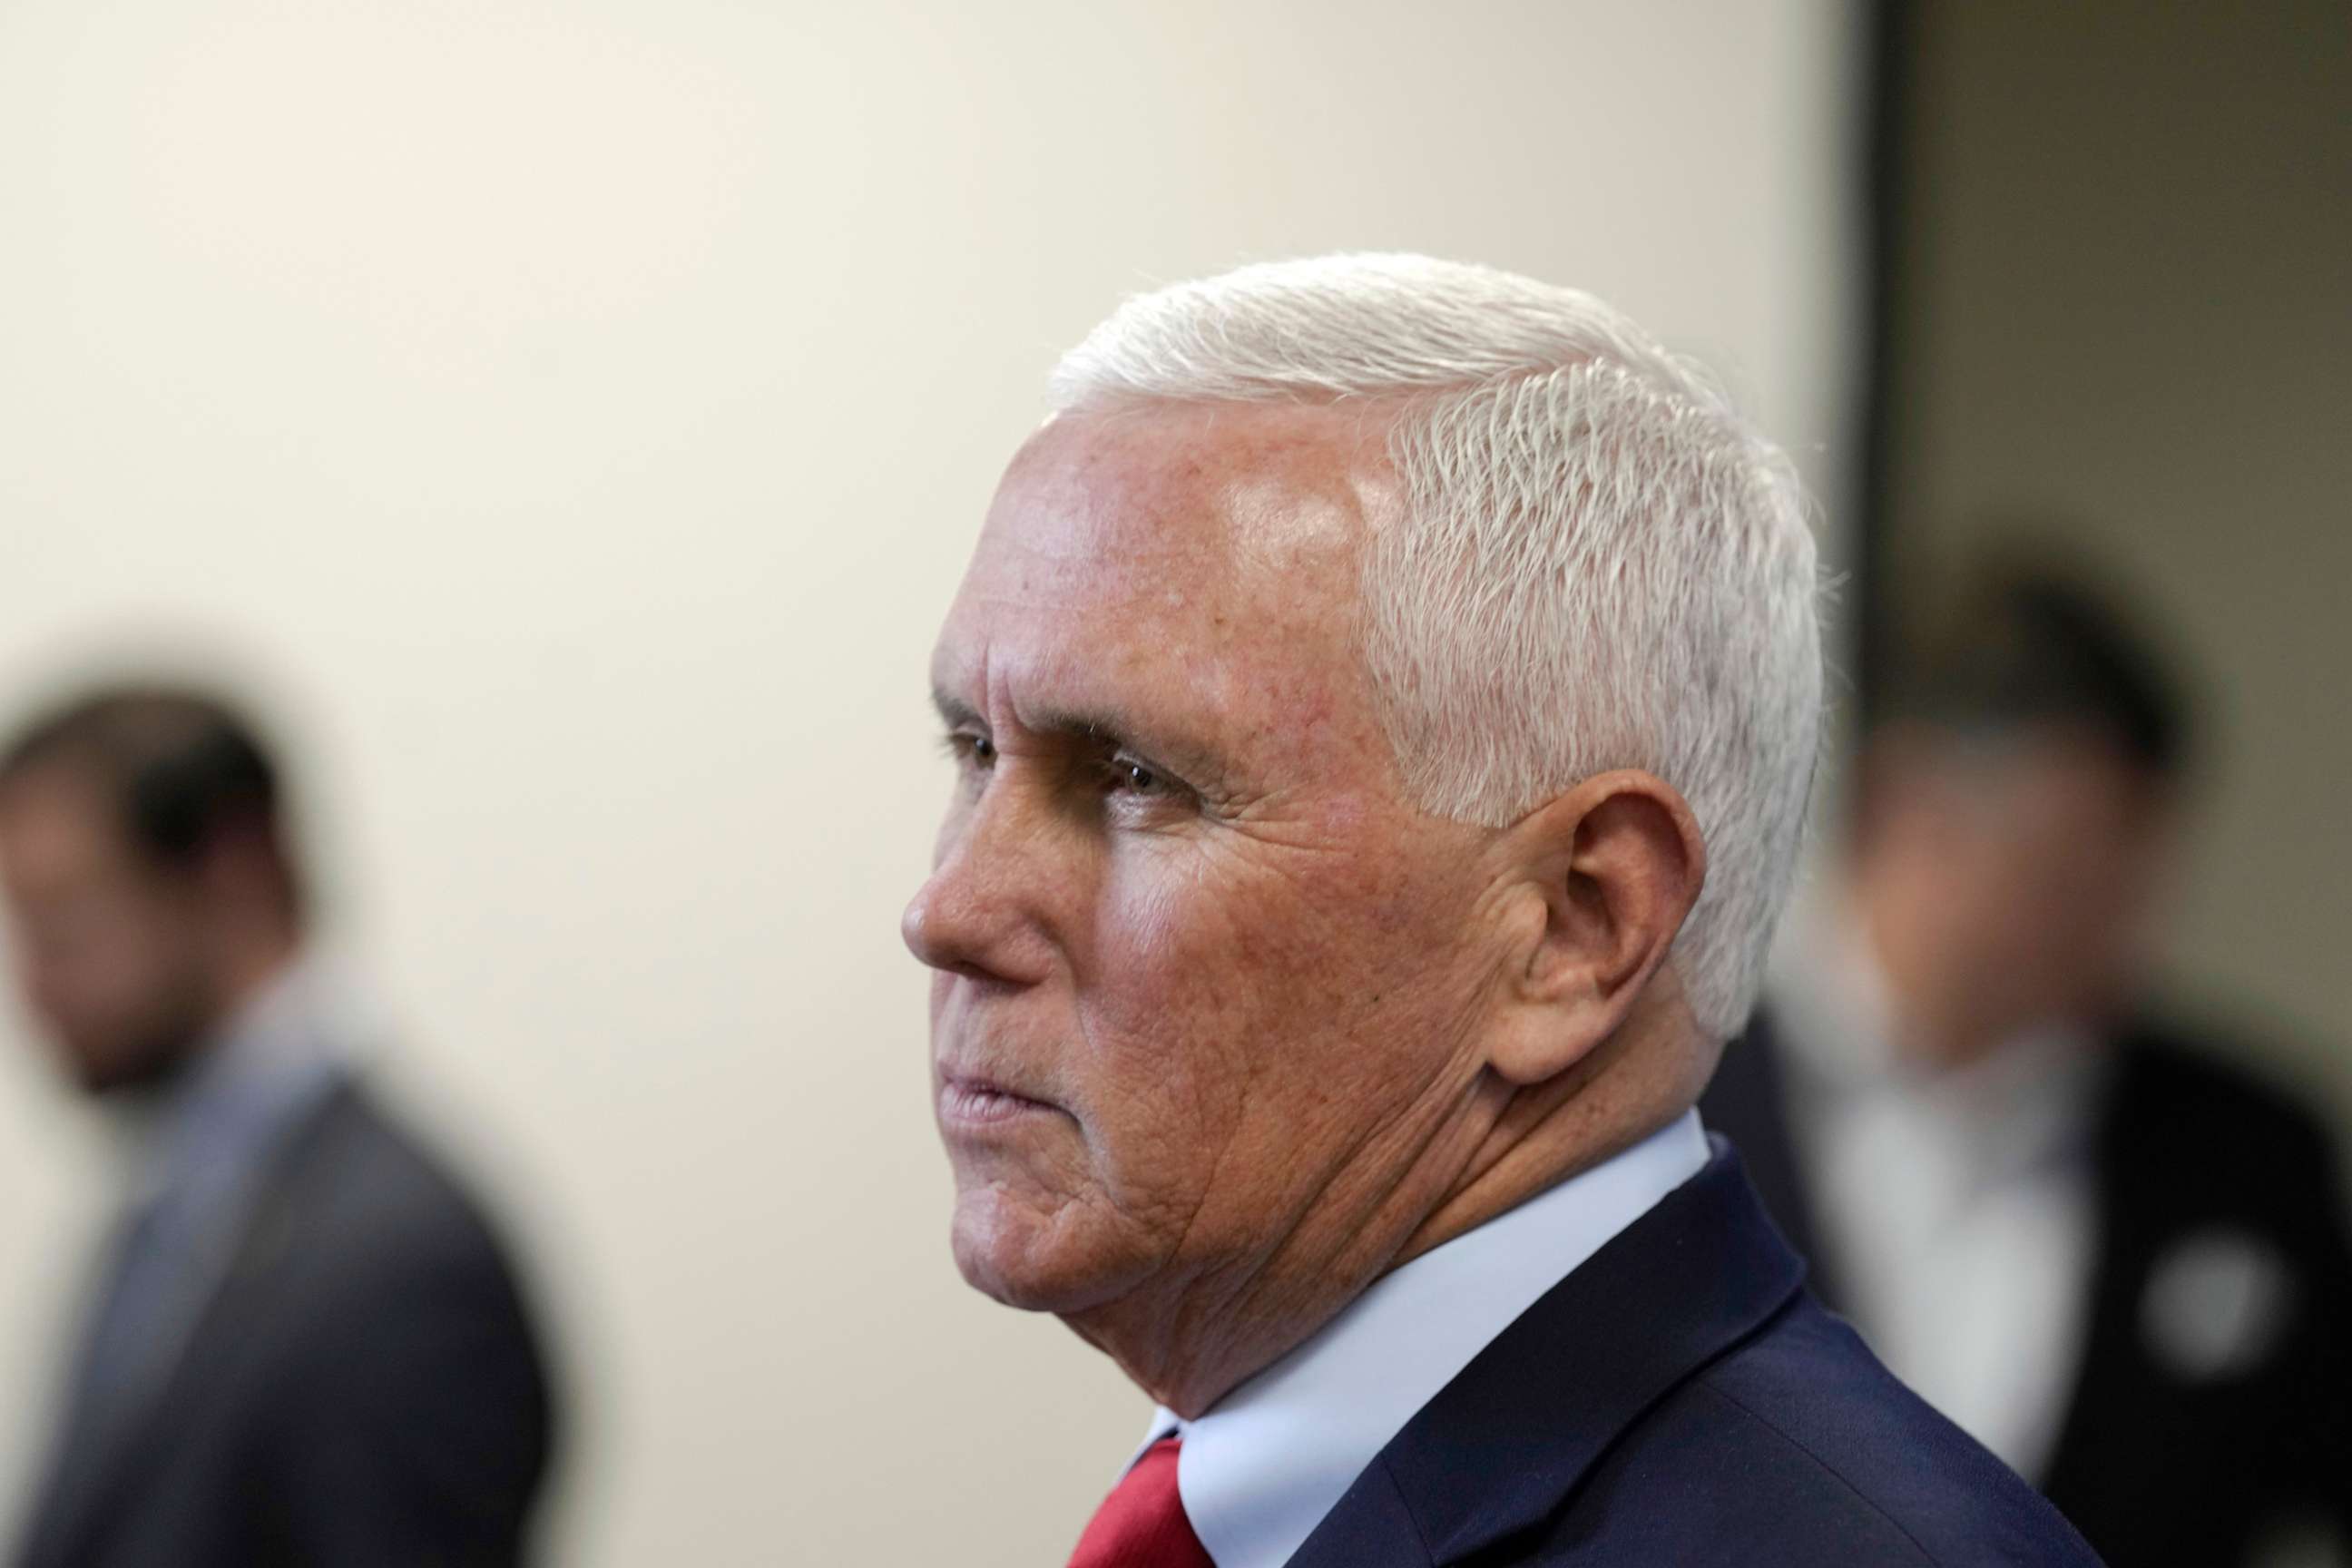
[1769,907,2102,1483]
[1134,1110,1710,1568]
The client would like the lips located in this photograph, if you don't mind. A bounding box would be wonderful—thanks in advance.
[936,1066,1065,1129]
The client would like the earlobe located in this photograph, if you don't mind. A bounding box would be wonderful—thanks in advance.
[1485,771,1706,1088]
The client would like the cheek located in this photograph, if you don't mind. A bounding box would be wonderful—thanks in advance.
[88,932,188,1020]
[1088,848,1362,1056]
[1078,841,1478,1172]
[35,920,192,1059]
[1065,867,1269,1178]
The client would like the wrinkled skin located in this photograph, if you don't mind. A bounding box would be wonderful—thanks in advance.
[904,402,1707,1414]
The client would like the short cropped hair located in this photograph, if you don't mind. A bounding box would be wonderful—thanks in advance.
[1052,254,1823,1041]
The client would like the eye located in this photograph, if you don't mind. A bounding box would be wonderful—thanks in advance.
[942,731,996,770]
[1103,756,1179,798]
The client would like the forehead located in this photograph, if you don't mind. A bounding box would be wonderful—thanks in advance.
[1916,725,2164,842]
[934,403,1396,739]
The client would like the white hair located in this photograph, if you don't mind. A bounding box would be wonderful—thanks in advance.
[1049,254,1822,1042]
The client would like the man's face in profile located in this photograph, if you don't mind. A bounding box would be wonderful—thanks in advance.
[0,764,213,1093]
[904,403,1506,1321]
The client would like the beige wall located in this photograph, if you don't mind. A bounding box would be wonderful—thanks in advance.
[0,4,1859,1561]
[1886,1,2352,1118]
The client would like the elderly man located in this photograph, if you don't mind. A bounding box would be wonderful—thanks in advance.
[903,255,2098,1567]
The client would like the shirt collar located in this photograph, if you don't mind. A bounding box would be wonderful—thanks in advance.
[1139,1109,1710,1568]
[119,950,356,1210]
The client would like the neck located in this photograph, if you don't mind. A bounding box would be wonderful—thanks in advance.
[211,923,301,1014]
[1396,1010,1703,1267]
[175,935,304,1076]
[1069,1006,1706,1418]
[98,939,301,1121]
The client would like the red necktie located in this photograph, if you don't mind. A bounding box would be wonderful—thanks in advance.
[1065,1436,1214,1568]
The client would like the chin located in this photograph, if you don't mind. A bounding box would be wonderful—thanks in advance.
[948,1185,1142,1317]
[64,1036,191,1099]
[56,1042,148,1097]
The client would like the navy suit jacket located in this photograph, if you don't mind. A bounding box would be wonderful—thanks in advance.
[1284,1142,2102,1566]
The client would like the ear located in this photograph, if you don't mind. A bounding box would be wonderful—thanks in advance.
[1484,769,1708,1087]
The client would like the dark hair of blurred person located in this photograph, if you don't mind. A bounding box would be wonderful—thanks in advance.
[1704,559,2352,1568]
[0,683,557,1568]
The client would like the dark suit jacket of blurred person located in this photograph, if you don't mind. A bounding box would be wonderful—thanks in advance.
[1706,1008,2352,1566]
[0,684,554,1568]
[14,1026,555,1568]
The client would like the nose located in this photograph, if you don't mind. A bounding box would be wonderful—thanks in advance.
[900,792,1059,987]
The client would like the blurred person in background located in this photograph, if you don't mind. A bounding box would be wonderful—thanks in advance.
[905,255,2098,1568]
[0,685,556,1568]
[1705,564,2352,1567]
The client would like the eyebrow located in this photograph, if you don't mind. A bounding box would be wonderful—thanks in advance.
[930,688,984,731]
[928,684,1233,788]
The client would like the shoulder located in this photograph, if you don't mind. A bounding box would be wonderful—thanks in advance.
[296,1081,512,1248]
[1557,1299,2102,1567]
[213,1085,557,1538]
[228,1082,554,1443]
[2102,1026,2345,1221]
[1698,1301,2096,1561]
[2108,1026,2332,1152]
[258,1079,547,1351]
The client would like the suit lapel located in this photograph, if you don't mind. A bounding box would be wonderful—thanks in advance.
[23,1083,359,1568]
[1288,1147,1806,1567]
